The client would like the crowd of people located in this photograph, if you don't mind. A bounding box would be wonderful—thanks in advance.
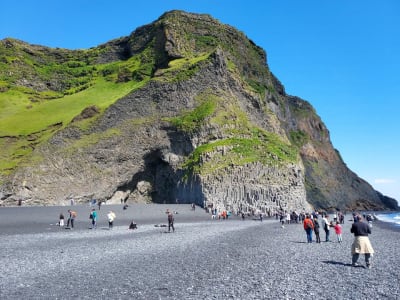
[56,202,375,269]
[296,210,374,268]
[57,208,117,230]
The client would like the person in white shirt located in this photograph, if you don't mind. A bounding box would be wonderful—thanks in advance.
[322,215,331,242]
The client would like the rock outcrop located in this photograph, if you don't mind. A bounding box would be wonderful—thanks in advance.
[0,11,397,212]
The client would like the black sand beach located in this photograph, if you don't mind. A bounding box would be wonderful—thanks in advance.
[0,205,399,299]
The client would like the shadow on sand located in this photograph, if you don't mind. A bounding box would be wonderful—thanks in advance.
[322,260,364,268]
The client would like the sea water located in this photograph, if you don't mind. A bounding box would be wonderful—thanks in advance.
[375,212,400,227]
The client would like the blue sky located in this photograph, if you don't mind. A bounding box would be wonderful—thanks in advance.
[1,0,399,203]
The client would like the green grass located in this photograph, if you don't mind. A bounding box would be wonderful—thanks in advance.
[168,96,216,133]
[63,128,121,154]
[289,130,309,148]
[0,77,146,136]
[155,53,210,82]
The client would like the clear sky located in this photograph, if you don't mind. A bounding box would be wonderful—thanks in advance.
[1,0,399,203]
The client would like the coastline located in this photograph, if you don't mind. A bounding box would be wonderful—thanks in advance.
[0,205,399,299]
[0,203,209,236]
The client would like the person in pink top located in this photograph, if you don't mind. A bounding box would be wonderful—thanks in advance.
[334,221,343,243]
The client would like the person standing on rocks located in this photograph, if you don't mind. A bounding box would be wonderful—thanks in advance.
[59,213,65,227]
[313,217,321,243]
[322,214,331,242]
[107,211,116,229]
[90,208,97,229]
[350,215,374,268]
[334,221,342,243]
[303,215,314,243]
[67,209,77,229]
[168,211,175,232]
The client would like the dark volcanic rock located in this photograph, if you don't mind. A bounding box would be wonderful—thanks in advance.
[0,11,397,212]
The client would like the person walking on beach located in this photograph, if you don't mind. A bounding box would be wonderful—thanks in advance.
[350,215,374,268]
[107,211,116,229]
[313,217,321,243]
[168,211,175,232]
[334,221,342,243]
[322,214,331,242]
[90,208,97,229]
[303,215,314,243]
[59,213,65,227]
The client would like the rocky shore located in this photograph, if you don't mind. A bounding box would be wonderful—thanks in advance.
[0,205,399,299]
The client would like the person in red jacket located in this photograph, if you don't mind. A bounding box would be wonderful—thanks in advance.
[303,215,314,243]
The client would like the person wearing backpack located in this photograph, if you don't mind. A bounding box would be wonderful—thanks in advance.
[90,208,97,229]
[303,214,314,243]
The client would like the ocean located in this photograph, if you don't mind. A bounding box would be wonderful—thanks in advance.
[376,212,400,227]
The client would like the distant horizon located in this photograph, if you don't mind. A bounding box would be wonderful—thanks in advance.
[1,1,399,203]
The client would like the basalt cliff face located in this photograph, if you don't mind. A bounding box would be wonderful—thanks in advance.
[0,11,397,212]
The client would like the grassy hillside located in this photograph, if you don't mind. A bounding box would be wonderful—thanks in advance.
[0,78,146,136]
[0,38,155,177]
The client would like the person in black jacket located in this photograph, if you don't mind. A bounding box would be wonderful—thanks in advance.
[350,215,374,268]
[168,212,175,232]
[313,217,321,243]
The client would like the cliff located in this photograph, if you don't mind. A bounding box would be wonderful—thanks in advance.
[0,11,397,212]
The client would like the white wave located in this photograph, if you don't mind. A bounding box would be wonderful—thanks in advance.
[376,213,400,225]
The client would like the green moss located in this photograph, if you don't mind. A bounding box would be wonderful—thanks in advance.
[211,101,251,133]
[168,95,217,133]
[155,53,210,82]
[289,130,309,148]
[246,79,266,97]
[64,128,121,154]
[193,35,218,48]
[183,132,298,178]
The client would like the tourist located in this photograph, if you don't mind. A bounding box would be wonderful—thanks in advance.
[129,220,137,230]
[313,217,321,243]
[322,214,331,242]
[303,215,314,243]
[107,211,116,229]
[59,213,65,227]
[67,209,77,229]
[334,221,342,243]
[168,211,175,232]
[350,215,374,268]
[90,208,97,229]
